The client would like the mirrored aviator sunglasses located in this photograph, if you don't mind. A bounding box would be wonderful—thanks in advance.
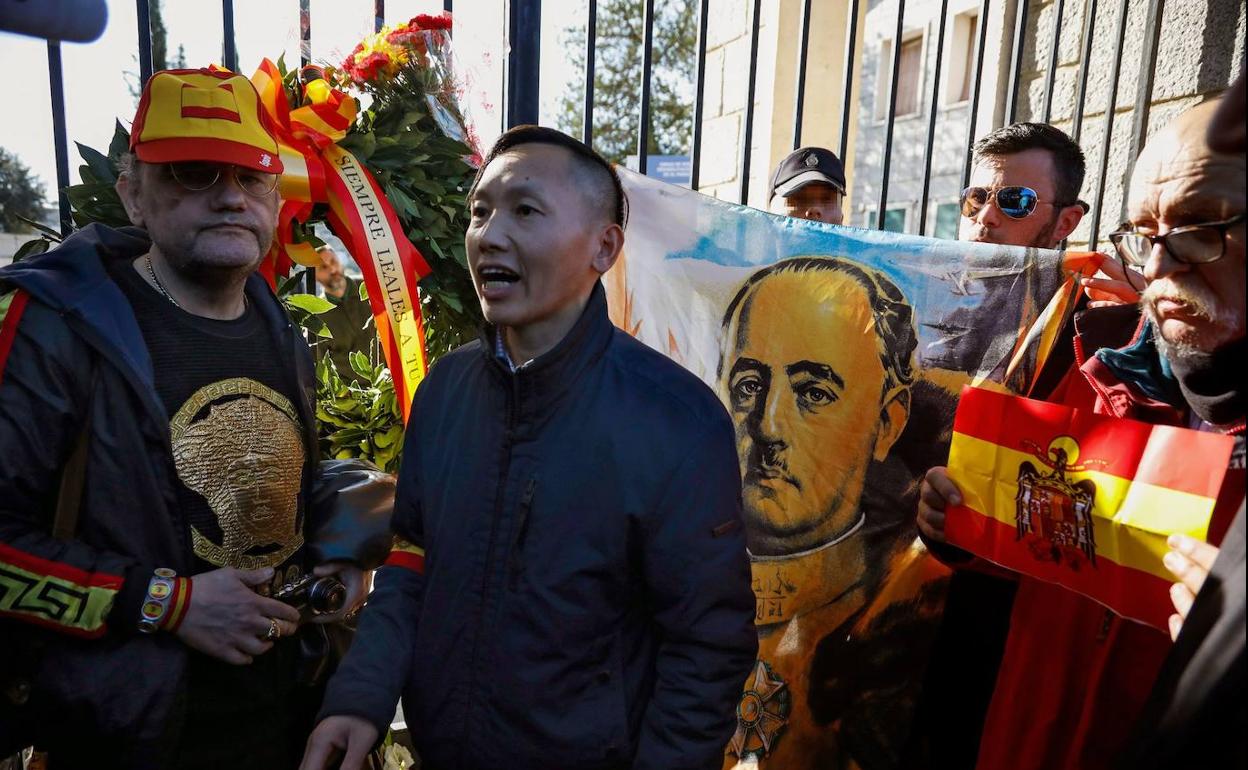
[959,186,1041,219]
[167,161,279,197]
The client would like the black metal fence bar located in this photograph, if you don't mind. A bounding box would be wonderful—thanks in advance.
[300,0,311,67]
[46,42,72,236]
[1121,0,1165,220]
[374,0,385,32]
[918,0,950,234]
[1040,0,1064,122]
[961,1,992,188]
[636,0,656,174]
[792,0,813,149]
[1006,0,1030,122]
[445,0,453,12]
[583,0,597,147]
[690,0,710,191]
[296,0,314,295]
[137,0,152,84]
[1087,0,1129,248]
[1070,0,1098,143]
[838,0,861,161]
[506,0,541,127]
[875,0,907,229]
[222,0,238,72]
[737,0,763,205]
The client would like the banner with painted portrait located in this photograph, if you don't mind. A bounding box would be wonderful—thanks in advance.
[605,169,1097,770]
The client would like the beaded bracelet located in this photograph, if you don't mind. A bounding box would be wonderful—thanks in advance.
[137,568,192,634]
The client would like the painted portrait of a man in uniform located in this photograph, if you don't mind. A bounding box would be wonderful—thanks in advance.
[601,168,1087,770]
[717,257,948,769]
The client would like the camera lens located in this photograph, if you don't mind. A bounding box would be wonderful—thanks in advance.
[307,577,347,615]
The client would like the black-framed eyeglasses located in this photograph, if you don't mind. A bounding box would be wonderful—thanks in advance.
[960,186,1073,220]
[1107,213,1246,267]
[166,161,279,198]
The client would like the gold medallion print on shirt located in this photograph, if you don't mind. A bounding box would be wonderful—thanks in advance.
[170,377,305,569]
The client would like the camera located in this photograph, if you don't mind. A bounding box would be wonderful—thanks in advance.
[272,574,347,620]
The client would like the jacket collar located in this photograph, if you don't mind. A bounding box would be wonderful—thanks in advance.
[1094,321,1183,406]
[1080,316,1246,432]
[2,224,157,388]
[479,280,615,422]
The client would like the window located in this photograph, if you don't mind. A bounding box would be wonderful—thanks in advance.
[934,202,960,239]
[895,37,923,116]
[876,34,924,119]
[883,208,907,233]
[947,11,980,105]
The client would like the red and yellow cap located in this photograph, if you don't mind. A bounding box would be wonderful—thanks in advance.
[130,68,284,173]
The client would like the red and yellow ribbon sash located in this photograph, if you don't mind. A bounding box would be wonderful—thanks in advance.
[250,59,430,419]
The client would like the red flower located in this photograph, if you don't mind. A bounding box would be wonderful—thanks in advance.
[410,13,452,31]
[341,42,366,75]
[386,26,422,46]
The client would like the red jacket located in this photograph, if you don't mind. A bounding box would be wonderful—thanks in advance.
[974,312,1245,770]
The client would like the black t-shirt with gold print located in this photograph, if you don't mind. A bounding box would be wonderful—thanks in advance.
[110,260,311,769]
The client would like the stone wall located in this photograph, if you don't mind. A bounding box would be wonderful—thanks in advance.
[1013,0,1246,247]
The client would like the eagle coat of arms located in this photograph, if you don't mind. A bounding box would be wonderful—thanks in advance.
[1014,436,1099,569]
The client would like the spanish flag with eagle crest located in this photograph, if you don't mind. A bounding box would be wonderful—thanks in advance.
[945,385,1235,630]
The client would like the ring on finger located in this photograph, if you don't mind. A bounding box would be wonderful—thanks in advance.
[264,617,280,641]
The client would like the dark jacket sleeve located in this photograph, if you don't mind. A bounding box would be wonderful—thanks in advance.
[0,291,150,638]
[634,417,758,770]
[305,459,396,570]
[315,389,427,734]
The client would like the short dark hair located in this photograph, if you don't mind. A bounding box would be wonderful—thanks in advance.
[471,125,628,227]
[719,256,917,393]
[972,122,1087,207]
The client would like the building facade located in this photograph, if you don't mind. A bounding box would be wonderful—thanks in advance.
[699,0,1245,248]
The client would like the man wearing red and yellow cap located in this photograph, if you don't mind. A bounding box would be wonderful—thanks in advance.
[0,69,385,769]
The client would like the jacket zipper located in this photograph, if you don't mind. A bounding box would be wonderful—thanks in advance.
[463,371,520,764]
[508,476,538,589]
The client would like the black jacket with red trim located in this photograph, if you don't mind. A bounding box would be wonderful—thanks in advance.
[0,224,321,766]
[318,282,758,770]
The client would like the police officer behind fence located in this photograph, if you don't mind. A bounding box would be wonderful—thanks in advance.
[768,146,847,225]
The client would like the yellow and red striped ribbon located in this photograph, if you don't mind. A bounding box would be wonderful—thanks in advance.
[247,59,431,419]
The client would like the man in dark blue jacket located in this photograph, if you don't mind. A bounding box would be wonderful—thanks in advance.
[303,126,758,770]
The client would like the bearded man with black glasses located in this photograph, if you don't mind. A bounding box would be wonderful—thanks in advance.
[0,69,385,769]
[915,99,1244,770]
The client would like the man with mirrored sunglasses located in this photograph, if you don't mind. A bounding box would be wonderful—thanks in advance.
[958,123,1143,305]
[911,121,1144,766]
[916,98,1244,770]
[0,69,384,769]
[957,122,1089,249]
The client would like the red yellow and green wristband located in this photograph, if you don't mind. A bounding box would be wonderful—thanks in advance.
[137,568,191,634]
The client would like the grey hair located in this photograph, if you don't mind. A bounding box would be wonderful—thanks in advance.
[116,151,138,178]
